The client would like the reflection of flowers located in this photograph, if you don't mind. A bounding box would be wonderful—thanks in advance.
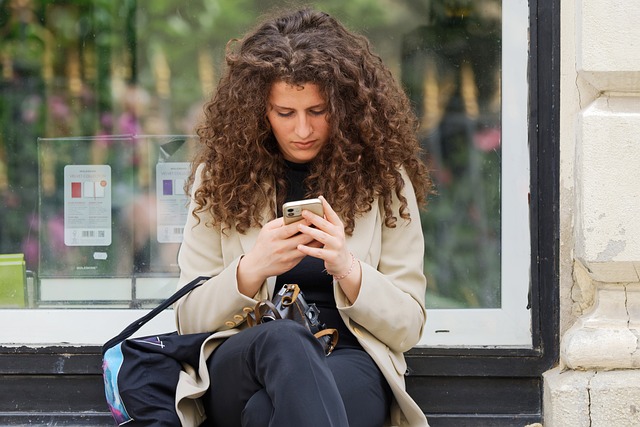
[473,127,501,152]
[47,214,67,254]
[49,95,71,122]
[116,84,149,136]
[21,95,42,123]
[118,111,141,136]
[100,113,114,133]
[21,215,39,268]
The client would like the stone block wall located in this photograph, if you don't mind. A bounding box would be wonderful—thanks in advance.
[548,0,640,425]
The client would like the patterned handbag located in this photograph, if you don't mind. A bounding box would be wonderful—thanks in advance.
[247,283,339,355]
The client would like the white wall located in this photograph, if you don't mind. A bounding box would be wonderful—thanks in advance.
[574,0,640,263]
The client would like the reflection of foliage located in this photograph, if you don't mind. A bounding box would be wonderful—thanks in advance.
[0,0,410,272]
[0,0,46,263]
[403,2,502,309]
[0,0,503,308]
[131,0,392,131]
[421,141,501,309]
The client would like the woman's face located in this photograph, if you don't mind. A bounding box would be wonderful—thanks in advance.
[266,81,330,163]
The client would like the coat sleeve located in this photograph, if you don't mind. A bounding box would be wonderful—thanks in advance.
[336,168,427,353]
[174,164,266,335]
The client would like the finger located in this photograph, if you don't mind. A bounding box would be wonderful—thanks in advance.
[306,240,324,249]
[302,201,345,243]
[296,243,326,260]
[301,207,336,233]
[300,210,324,230]
[298,223,332,246]
[318,195,342,225]
[279,218,310,237]
[264,217,285,229]
[291,231,318,247]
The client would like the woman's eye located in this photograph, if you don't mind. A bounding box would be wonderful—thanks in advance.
[309,109,326,116]
[276,111,294,118]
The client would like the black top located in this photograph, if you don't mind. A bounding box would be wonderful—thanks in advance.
[275,160,361,349]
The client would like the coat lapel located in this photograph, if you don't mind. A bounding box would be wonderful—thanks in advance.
[236,205,277,297]
[237,225,260,256]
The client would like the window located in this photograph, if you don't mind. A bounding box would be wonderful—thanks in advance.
[415,0,531,347]
[0,0,532,348]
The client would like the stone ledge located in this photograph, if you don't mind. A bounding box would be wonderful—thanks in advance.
[579,71,640,94]
[563,259,640,370]
[544,367,640,427]
[570,259,640,318]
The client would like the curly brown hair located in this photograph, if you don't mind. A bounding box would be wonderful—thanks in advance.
[190,8,432,235]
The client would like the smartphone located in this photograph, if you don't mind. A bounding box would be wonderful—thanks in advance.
[282,198,324,224]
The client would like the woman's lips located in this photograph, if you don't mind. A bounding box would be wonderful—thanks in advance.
[292,140,316,149]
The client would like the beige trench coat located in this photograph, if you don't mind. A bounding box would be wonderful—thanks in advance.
[173,165,430,427]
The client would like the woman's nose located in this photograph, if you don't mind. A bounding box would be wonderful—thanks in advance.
[295,115,313,139]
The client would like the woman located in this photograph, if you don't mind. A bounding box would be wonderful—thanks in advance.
[175,8,432,427]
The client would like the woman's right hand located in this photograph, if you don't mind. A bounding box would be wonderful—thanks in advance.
[236,217,317,297]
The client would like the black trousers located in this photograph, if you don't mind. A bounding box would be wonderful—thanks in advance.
[202,320,391,427]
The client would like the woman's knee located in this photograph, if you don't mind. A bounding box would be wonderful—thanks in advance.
[251,320,325,358]
[256,319,315,344]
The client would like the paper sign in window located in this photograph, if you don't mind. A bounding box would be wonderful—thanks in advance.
[64,165,112,246]
[156,162,189,243]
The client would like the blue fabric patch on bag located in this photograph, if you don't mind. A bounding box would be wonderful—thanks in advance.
[103,343,133,425]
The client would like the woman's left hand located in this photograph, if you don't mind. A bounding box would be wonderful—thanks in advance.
[296,196,362,303]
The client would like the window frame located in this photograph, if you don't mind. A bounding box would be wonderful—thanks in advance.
[420,0,532,348]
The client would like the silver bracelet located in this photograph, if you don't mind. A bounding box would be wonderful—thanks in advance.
[333,252,357,281]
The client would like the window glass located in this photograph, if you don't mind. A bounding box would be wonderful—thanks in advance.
[402,3,502,309]
[0,0,521,347]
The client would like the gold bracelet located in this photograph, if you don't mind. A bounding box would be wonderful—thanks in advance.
[333,252,356,281]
